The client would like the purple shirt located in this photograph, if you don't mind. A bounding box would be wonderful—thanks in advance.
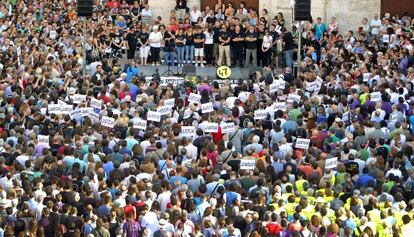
[123,220,141,237]
[197,84,212,94]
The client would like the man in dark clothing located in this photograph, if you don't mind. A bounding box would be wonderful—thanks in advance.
[244,25,258,67]
[281,27,294,69]
[126,27,139,59]
[231,25,244,67]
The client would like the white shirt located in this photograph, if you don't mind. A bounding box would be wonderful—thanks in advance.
[149,31,163,48]
[141,211,159,237]
[204,31,214,44]
[370,19,381,35]
[157,191,171,213]
[263,35,273,49]
[190,10,202,23]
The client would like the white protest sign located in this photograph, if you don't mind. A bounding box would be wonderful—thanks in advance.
[71,94,87,104]
[157,106,171,115]
[221,122,235,134]
[363,73,371,82]
[201,102,214,114]
[325,157,338,169]
[183,108,192,119]
[240,159,256,170]
[147,111,161,122]
[89,112,100,123]
[133,119,147,130]
[164,98,175,108]
[101,116,115,128]
[287,94,301,103]
[254,110,268,120]
[61,105,73,115]
[80,107,93,117]
[145,77,185,87]
[188,93,201,104]
[307,81,320,92]
[204,122,219,133]
[278,80,286,90]
[70,109,83,119]
[173,110,179,121]
[273,102,286,112]
[40,108,47,115]
[269,82,280,94]
[370,92,381,102]
[295,138,311,149]
[37,135,49,146]
[181,126,196,137]
[90,98,102,109]
[382,34,390,43]
[48,104,61,114]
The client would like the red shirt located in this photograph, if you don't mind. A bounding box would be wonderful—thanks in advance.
[266,222,282,235]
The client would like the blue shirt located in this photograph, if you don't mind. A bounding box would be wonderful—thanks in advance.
[103,162,115,177]
[356,174,376,188]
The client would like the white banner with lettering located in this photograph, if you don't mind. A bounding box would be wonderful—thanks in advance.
[295,138,311,149]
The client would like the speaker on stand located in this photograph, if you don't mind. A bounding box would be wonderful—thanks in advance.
[77,0,93,17]
[294,0,311,21]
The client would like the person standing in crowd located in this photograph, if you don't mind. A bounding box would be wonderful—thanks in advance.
[204,26,215,66]
[175,28,186,67]
[218,25,232,67]
[190,5,202,25]
[231,24,245,68]
[125,26,139,60]
[282,27,294,69]
[194,26,205,67]
[314,17,327,41]
[139,25,150,66]
[141,4,153,26]
[370,13,382,40]
[175,0,188,21]
[261,29,273,67]
[245,25,258,67]
[163,26,176,66]
[185,27,195,65]
[149,25,163,66]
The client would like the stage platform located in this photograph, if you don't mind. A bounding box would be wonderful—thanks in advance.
[136,65,250,80]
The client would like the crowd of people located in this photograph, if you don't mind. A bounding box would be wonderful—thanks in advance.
[1,0,414,237]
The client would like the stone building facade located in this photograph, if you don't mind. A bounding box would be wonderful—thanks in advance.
[149,0,381,34]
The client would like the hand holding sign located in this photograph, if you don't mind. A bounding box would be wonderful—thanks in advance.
[188,93,201,104]
[201,102,214,114]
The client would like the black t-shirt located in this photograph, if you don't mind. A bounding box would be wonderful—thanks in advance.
[185,34,194,46]
[213,27,220,43]
[245,31,258,49]
[110,33,123,48]
[126,31,139,48]
[140,32,149,45]
[100,34,112,46]
[206,16,216,25]
[164,31,175,51]
[227,159,241,171]
[194,33,205,48]
[283,32,294,51]
[131,7,141,17]
[219,30,231,46]
[232,31,244,47]
[345,161,359,176]
[239,114,254,128]
[175,34,185,47]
